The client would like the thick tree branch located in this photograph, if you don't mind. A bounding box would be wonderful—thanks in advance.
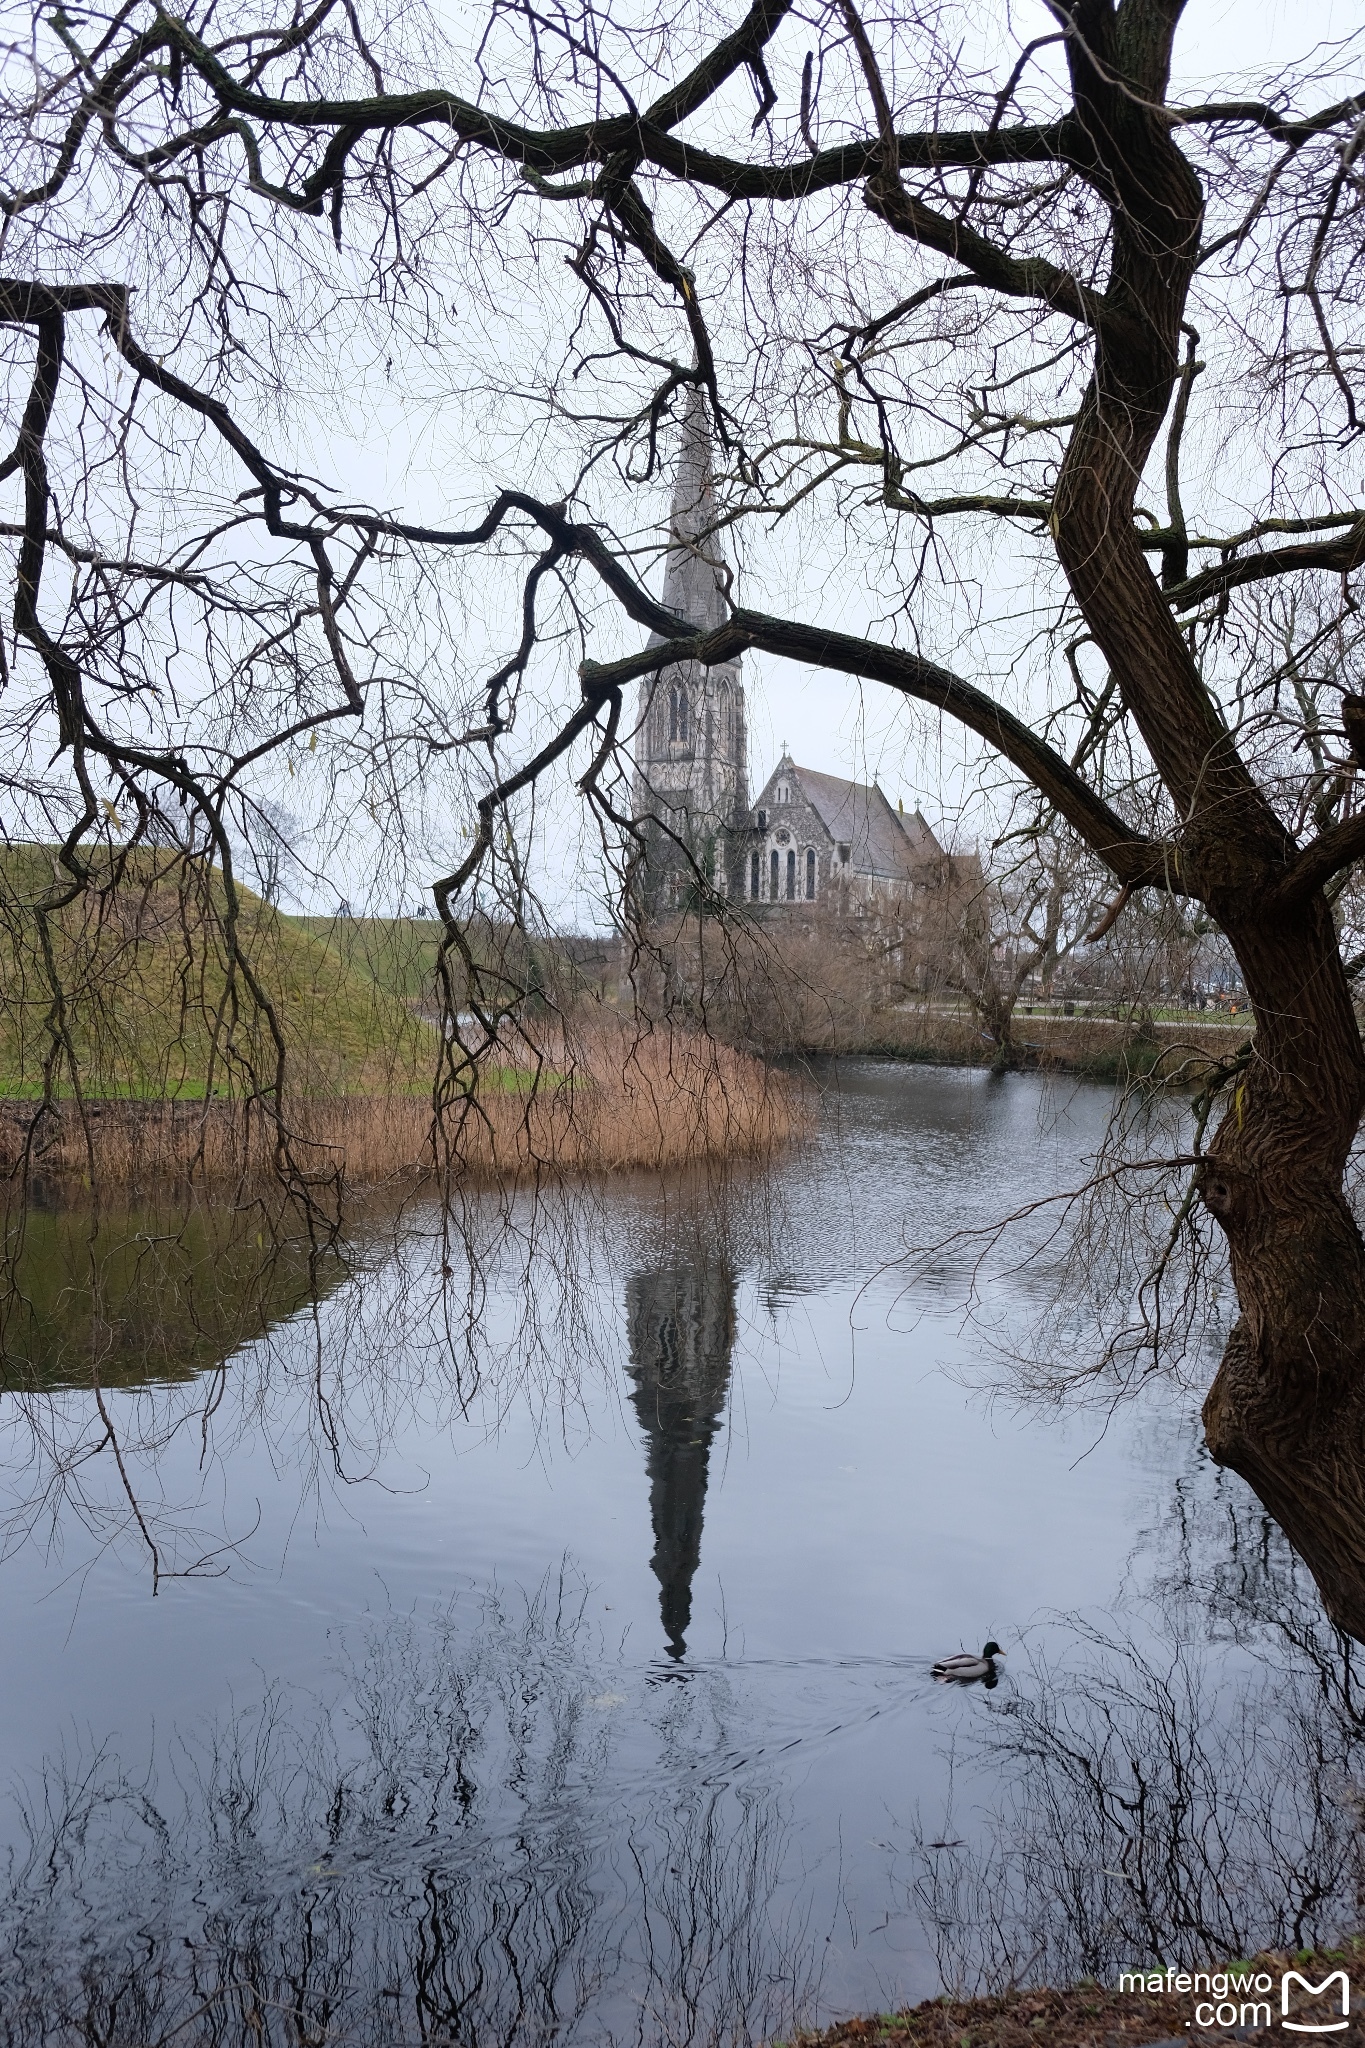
[863,178,1113,333]
[1167,92,1365,144]
[1273,811,1365,908]
[16,0,1365,233]
[1168,517,1365,611]
[639,0,792,132]
[636,119,1073,200]
[581,612,1174,887]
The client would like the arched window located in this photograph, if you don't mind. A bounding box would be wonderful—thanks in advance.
[677,686,689,742]
[769,849,779,900]
[668,686,679,742]
[805,848,816,899]
[750,850,760,900]
[786,848,796,899]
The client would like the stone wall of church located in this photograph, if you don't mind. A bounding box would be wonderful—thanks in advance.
[735,785,836,909]
[632,654,748,912]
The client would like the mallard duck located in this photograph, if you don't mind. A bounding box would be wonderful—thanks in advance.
[932,1641,1004,1683]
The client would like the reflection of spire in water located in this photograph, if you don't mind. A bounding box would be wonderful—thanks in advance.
[624,1265,737,1661]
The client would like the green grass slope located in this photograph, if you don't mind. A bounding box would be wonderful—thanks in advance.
[285,913,444,1006]
[0,845,431,1100]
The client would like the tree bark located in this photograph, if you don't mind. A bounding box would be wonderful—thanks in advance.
[979,986,1021,1073]
[1199,899,1365,1638]
[1045,0,1365,1635]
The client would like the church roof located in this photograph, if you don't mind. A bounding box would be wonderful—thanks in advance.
[778,761,942,879]
[650,388,731,639]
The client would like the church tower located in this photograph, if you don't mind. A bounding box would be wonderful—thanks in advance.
[631,392,748,913]
[624,1260,737,1661]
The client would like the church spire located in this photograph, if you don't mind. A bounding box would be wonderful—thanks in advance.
[624,1261,737,1661]
[658,387,729,634]
[630,391,748,914]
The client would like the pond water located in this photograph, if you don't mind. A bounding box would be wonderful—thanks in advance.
[1,1062,1361,2046]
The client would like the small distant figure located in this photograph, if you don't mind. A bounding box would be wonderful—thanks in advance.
[932,1641,1005,1687]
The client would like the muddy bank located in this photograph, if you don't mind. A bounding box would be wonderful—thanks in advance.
[788,1940,1364,2048]
[845,1006,1249,1081]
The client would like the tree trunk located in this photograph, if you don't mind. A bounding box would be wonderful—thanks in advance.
[1042,6,1365,1637]
[1067,461,1365,1635]
[981,988,1020,1073]
[1198,898,1365,1638]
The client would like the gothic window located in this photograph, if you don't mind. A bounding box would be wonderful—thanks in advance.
[750,850,760,899]
[769,849,779,900]
[667,684,690,743]
[805,848,816,899]
[786,848,796,899]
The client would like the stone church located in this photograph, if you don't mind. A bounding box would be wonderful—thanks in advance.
[632,395,944,915]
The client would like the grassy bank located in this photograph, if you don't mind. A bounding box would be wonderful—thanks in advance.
[789,1938,1364,2047]
[0,849,808,1187]
[284,911,445,1005]
[851,1004,1250,1081]
[0,844,427,1100]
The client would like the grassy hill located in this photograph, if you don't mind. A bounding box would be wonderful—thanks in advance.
[0,845,431,1101]
[285,913,621,1014]
[285,913,445,1006]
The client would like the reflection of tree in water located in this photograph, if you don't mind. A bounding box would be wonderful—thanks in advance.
[0,1170,757,1602]
[906,1463,1365,1993]
[1134,1441,1341,1663]
[0,1576,823,2047]
[0,1190,362,1587]
[0,1189,347,1391]
[624,1263,736,1660]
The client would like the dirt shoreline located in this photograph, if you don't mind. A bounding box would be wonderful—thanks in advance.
[786,1941,1365,2048]
[836,1009,1250,1082]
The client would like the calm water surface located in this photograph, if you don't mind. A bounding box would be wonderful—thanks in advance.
[0,1063,1358,2044]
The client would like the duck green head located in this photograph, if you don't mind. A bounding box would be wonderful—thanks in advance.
[982,1641,1003,1659]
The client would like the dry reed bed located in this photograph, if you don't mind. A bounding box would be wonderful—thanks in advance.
[0,1030,808,1188]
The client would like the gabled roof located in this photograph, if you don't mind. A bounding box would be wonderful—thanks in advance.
[759,759,943,879]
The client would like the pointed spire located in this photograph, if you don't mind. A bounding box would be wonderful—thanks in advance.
[659,388,729,634]
[624,1263,737,1663]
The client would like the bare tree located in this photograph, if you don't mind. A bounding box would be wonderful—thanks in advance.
[5,0,1365,1621]
[931,826,1107,1069]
